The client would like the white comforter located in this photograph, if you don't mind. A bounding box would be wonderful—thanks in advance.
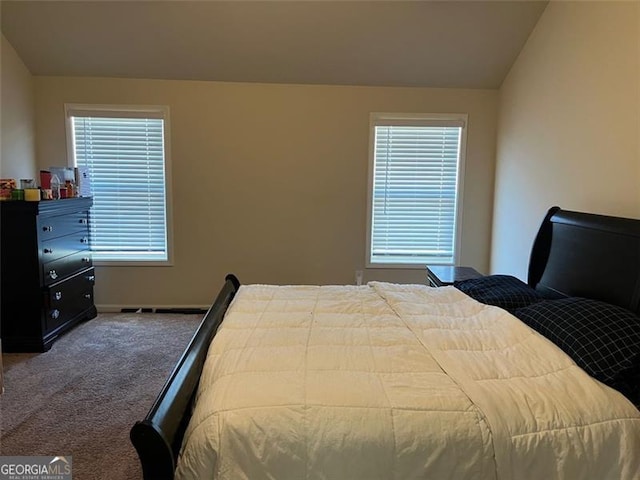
[176,283,640,479]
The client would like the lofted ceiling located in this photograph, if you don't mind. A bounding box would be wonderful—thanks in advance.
[1,1,548,89]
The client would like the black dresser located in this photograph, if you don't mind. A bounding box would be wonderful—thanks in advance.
[0,197,97,352]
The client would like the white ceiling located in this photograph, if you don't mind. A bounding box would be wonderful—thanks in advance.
[1,1,548,89]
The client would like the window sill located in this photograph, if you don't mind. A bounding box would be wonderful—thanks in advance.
[93,260,173,267]
[366,262,454,269]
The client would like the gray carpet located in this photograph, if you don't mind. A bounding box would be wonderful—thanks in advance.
[0,312,202,479]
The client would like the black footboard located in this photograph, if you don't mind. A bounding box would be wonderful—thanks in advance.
[130,274,241,480]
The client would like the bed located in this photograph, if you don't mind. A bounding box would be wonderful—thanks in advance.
[130,206,640,479]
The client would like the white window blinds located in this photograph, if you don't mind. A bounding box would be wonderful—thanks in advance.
[368,114,466,266]
[67,107,170,262]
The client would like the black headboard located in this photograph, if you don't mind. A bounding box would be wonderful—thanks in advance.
[528,206,640,315]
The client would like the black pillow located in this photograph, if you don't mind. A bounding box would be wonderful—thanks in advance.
[454,274,545,312]
[514,297,640,407]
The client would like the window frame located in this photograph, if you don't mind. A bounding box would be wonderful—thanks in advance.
[64,103,174,267]
[365,112,468,269]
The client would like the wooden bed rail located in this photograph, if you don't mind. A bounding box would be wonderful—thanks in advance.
[130,274,240,480]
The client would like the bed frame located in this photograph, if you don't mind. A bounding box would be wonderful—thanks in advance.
[528,206,640,314]
[130,274,240,480]
[130,207,640,479]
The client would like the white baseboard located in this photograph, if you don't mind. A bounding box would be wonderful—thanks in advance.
[96,304,210,313]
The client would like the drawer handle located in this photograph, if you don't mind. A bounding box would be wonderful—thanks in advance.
[54,291,62,301]
[49,269,58,280]
[42,226,53,232]
[51,309,60,320]
[87,275,95,283]
[44,248,54,254]
[84,293,92,299]
[80,237,89,244]
[81,257,91,263]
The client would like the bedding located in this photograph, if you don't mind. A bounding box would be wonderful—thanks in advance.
[514,297,640,407]
[175,283,640,480]
[454,274,545,312]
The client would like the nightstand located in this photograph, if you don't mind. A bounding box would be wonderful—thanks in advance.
[426,265,482,287]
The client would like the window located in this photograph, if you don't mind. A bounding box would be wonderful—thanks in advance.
[367,113,467,267]
[65,104,172,264]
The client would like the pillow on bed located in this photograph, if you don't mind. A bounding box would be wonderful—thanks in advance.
[454,274,545,312]
[514,297,640,406]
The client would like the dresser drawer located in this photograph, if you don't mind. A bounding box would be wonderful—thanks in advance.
[38,211,90,241]
[45,268,95,332]
[40,231,90,263]
[47,267,95,306]
[43,250,93,286]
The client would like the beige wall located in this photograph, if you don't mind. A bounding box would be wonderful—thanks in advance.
[492,1,640,280]
[1,34,36,179]
[35,77,497,308]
